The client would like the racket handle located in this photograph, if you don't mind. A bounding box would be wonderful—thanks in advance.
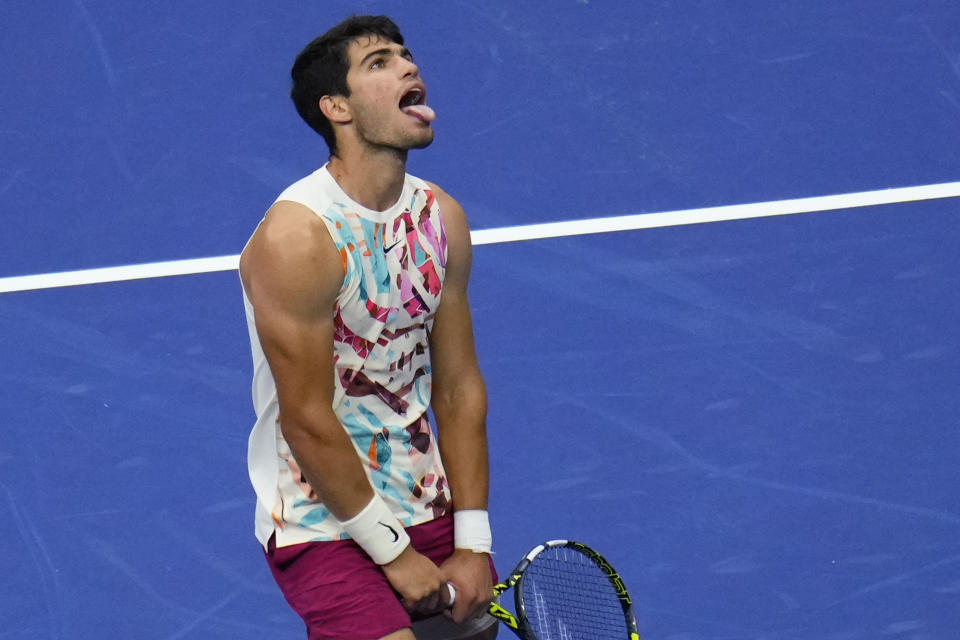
[446,582,456,607]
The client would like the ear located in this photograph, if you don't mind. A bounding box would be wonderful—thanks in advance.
[319,95,352,125]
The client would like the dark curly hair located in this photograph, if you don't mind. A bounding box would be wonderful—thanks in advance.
[290,15,404,156]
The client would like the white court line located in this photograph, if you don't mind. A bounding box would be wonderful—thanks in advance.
[1,181,959,294]
[0,256,241,294]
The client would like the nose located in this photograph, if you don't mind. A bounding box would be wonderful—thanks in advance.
[400,56,419,78]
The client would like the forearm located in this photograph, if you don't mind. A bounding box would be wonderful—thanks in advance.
[434,374,490,511]
[282,402,416,566]
[433,375,494,621]
[280,404,374,520]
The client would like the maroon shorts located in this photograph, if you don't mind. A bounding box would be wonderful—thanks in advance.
[264,514,497,640]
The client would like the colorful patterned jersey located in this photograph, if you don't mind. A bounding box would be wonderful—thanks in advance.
[242,166,450,549]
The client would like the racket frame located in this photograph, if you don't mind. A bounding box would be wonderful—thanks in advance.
[487,539,640,640]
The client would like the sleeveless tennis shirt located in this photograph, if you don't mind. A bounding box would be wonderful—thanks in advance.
[242,166,451,549]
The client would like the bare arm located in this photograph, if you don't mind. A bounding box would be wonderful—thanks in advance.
[428,184,489,512]
[241,200,374,520]
[241,201,446,608]
[426,183,494,622]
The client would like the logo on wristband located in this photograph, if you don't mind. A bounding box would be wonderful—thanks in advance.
[378,521,400,543]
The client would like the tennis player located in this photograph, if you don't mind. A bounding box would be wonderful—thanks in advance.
[239,14,497,640]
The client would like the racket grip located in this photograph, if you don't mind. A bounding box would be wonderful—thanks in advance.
[446,582,456,607]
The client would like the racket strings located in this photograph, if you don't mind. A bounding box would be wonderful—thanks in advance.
[521,547,628,640]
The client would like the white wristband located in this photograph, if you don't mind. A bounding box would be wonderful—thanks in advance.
[338,495,410,565]
[453,509,492,554]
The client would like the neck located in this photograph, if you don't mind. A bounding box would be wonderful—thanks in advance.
[326,145,408,212]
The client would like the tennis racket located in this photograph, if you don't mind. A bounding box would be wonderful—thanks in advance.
[486,539,641,640]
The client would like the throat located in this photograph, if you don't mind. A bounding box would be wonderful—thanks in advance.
[327,153,407,212]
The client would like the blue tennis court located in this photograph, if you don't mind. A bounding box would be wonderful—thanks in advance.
[2,2,959,638]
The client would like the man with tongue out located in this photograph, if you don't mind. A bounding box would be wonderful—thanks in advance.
[239,14,497,640]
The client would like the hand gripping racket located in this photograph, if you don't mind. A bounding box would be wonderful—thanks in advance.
[486,540,641,640]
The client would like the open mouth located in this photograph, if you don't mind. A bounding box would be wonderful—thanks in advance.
[399,87,435,123]
[399,87,424,109]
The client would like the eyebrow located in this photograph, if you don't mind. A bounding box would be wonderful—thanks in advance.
[358,45,412,67]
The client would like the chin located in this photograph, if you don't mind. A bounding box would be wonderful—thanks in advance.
[405,130,435,150]
[409,137,434,150]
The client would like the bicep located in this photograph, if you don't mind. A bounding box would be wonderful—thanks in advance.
[242,204,343,426]
[253,295,336,416]
[430,281,481,384]
[429,187,485,404]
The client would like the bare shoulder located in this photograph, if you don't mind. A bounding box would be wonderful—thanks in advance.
[424,181,473,283]
[240,200,343,314]
[424,180,471,242]
[241,200,329,271]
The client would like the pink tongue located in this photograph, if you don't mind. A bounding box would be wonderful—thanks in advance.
[402,104,436,123]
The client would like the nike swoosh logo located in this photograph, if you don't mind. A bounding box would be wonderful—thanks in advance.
[378,521,400,543]
[383,239,403,253]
